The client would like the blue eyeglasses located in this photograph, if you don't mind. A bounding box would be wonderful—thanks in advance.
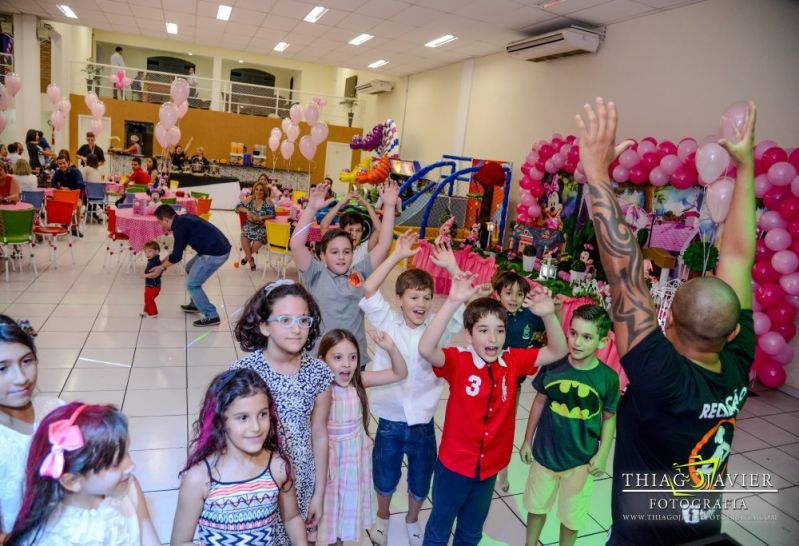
[267,315,315,329]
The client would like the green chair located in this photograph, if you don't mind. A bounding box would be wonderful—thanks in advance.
[190,191,210,199]
[161,197,177,205]
[0,209,38,281]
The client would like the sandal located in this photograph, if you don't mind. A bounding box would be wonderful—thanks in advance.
[249,258,256,270]
[240,258,248,265]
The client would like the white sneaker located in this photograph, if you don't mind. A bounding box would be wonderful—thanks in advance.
[367,516,389,546]
[406,520,423,546]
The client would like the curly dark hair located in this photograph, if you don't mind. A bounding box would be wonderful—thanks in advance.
[182,369,294,491]
[235,282,323,353]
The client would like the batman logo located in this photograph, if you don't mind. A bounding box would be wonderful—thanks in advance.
[546,379,601,420]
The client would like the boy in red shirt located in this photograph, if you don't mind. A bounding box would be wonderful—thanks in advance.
[128,157,151,186]
[418,271,567,545]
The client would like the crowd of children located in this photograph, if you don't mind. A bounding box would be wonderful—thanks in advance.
[0,98,758,546]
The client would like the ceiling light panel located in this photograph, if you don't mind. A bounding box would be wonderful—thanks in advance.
[348,33,374,45]
[217,4,232,21]
[368,59,389,68]
[166,22,178,34]
[425,34,458,48]
[274,42,290,52]
[304,6,329,23]
[57,5,78,19]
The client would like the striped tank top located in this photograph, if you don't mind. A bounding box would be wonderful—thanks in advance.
[198,455,280,546]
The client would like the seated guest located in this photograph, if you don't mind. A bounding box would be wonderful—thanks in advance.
[145,156,159,184]
[75,131,106,166]
[171,144,187,169]
[128,157,151,187]
[81,154,102,183]
[235,180,275,270]
[51,155,85,235]
[7,143,23,167]
[0,162,21,204]
[11,159,39,192]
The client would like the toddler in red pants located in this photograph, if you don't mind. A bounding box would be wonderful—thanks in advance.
[142,240,163,317]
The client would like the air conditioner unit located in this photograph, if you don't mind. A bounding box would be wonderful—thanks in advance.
[355,80,394,95]
[506,26,602,62]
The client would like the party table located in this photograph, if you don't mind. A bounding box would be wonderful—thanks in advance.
[133,193,199,214]
[0,202,34,211]
[114,208,168,253]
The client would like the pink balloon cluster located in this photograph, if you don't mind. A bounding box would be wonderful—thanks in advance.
[111,69,132,92]
[516,135,580,225]
[0,73,20,134]
[83,92,105,135]
[276,100,329,162]
[752,140,799,389]
[46,84,72,133]
[154,79,191,149]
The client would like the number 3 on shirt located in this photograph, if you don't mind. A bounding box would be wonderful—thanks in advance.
[466,375,482,397]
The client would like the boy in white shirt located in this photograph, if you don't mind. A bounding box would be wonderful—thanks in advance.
[359,231,468,546]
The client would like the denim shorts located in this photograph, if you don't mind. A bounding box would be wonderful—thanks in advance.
[372,418,437,502]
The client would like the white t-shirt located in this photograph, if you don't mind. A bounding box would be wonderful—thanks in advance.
[110,52,125,67]
[81,166,102,183]
[13,174,38,192]
[0,396,64,533]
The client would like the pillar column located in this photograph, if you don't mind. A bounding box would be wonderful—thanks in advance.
[11,14,41,144]
[210,56,222,112]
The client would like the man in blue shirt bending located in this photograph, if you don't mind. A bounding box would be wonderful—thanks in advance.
[153,204,232,326]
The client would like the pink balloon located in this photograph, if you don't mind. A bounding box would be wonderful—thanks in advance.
[530,167,544,181]
[528,202,542,219]
[310,122,329,145]
[640,152,659,170]
[706,177,735,223]
[519,176,533,190]
[176,100,189,119]
[638,140,656,155]
[84,92,98,109]
[158,102,178,129]
[719,101,748,142]
[657,141,677,157]
[90,100,105,119]
[268,135,280,153]
[660,154,681,175]
[767,301,797,326]
[544,160,558,174]
[755,140,778,160]
[629,165,649,185]
[768,162,797,187]
[757,360,786,388]
[168,126,181,146]
[281,117,291,134]
[755,174,772,198]
[753,311,771,336]
[114,80,124,91]
[170,78,189,106]
[271,127,282,139]
[116,69,125,80]
[520,192,536,207]
[57,99,71,114]
[792,176,799,198]
[677,138,697,162]
[649,166,669,187]
[525,151,537,165]
[773,344,795,366]
[772,250,799,274]
[516,203,528,216]
[788,295,799,309]
[779,272,799,295]
[758,331,786,356]
[90,118,103,135]
[759,211,787,232]
[46,83,61,105]
[619,149,640,169]
[50,109,65,131]
[4,73,21,96]
[280,139,294,161]
[551,153,565,169]
[286,124,300,143]
[764,228,792,252]
[299,135,316,161]
[289,104,303,125]
[671,165,697,189]
[155,123,169,148]
[696,143,730,185]
[516,212,530,225]
[304,103,320,126]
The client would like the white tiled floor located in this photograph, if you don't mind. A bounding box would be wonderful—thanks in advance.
[8,211,798,545]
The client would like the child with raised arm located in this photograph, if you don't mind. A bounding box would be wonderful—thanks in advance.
[418,272,567,546]
[320,192,382,265]
[358,231,467,546]
[290,181,399,365]
[575,98,756,545]
[520,304,619,546]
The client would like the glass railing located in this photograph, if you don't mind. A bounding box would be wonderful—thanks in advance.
[70,61,362,128]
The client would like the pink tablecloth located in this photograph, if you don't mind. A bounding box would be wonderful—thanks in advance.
[412,240,497,294]
[134,193,198,214]
[115,208,168,253]
[0,202,34,211]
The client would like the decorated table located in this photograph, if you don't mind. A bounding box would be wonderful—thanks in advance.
[163,173,240,210]
[134,193,199,214]
[114,208,169,253]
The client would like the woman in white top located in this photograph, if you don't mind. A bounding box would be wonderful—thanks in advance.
[0,315,64,535]
[80,154,102,183]
[11,159,38,192]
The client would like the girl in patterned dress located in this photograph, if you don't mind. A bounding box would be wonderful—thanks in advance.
[316,329,408,545]
[171,369,307,546]
[231,280,334,545]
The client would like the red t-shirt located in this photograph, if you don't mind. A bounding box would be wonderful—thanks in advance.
[128,168,150,186]
[435,346,540,479]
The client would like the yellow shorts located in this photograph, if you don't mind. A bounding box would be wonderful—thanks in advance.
[522,459,594,531]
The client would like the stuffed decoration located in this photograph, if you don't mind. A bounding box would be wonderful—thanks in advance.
[543,192,563,231]
[355,156,390,184]
[578,243,596,278]
[436,217,455,246]
[463,222,481,249]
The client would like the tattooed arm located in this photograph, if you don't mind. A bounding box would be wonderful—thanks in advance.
[576,98,658,357]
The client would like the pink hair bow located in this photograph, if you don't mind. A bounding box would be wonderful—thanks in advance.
[39,404,88,479]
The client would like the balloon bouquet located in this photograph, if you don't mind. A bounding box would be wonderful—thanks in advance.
[44,83,74,139]
[0,73,21,134]
[153,79,192,175]
[340,118,399,191]
[267,98,330,181]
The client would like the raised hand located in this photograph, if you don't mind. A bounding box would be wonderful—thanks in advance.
[718,101,756,168]
[378,179,400,208]
[369,330,397,351]
[449,271,479,303]
[430,241,458,273]
[524,285,556,317]
[575,98,634,181]
[307,182,334,212]
[393,229,420,258]
[475,283,494,298]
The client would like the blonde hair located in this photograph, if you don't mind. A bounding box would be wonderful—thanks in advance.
[12,159,32,176]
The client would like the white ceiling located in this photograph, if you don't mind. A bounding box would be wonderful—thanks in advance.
[3,0,705,76]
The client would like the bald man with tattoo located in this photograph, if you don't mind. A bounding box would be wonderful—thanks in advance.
[575,99,757,545]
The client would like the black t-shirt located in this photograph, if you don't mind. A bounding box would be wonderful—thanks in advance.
[608,311,754,546]
[76,144,105,165]
[532,357,619,472]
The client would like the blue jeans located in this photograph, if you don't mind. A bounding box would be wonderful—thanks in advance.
[423,461,497,546]
[185,252,229,319]
[372,418,437,502]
